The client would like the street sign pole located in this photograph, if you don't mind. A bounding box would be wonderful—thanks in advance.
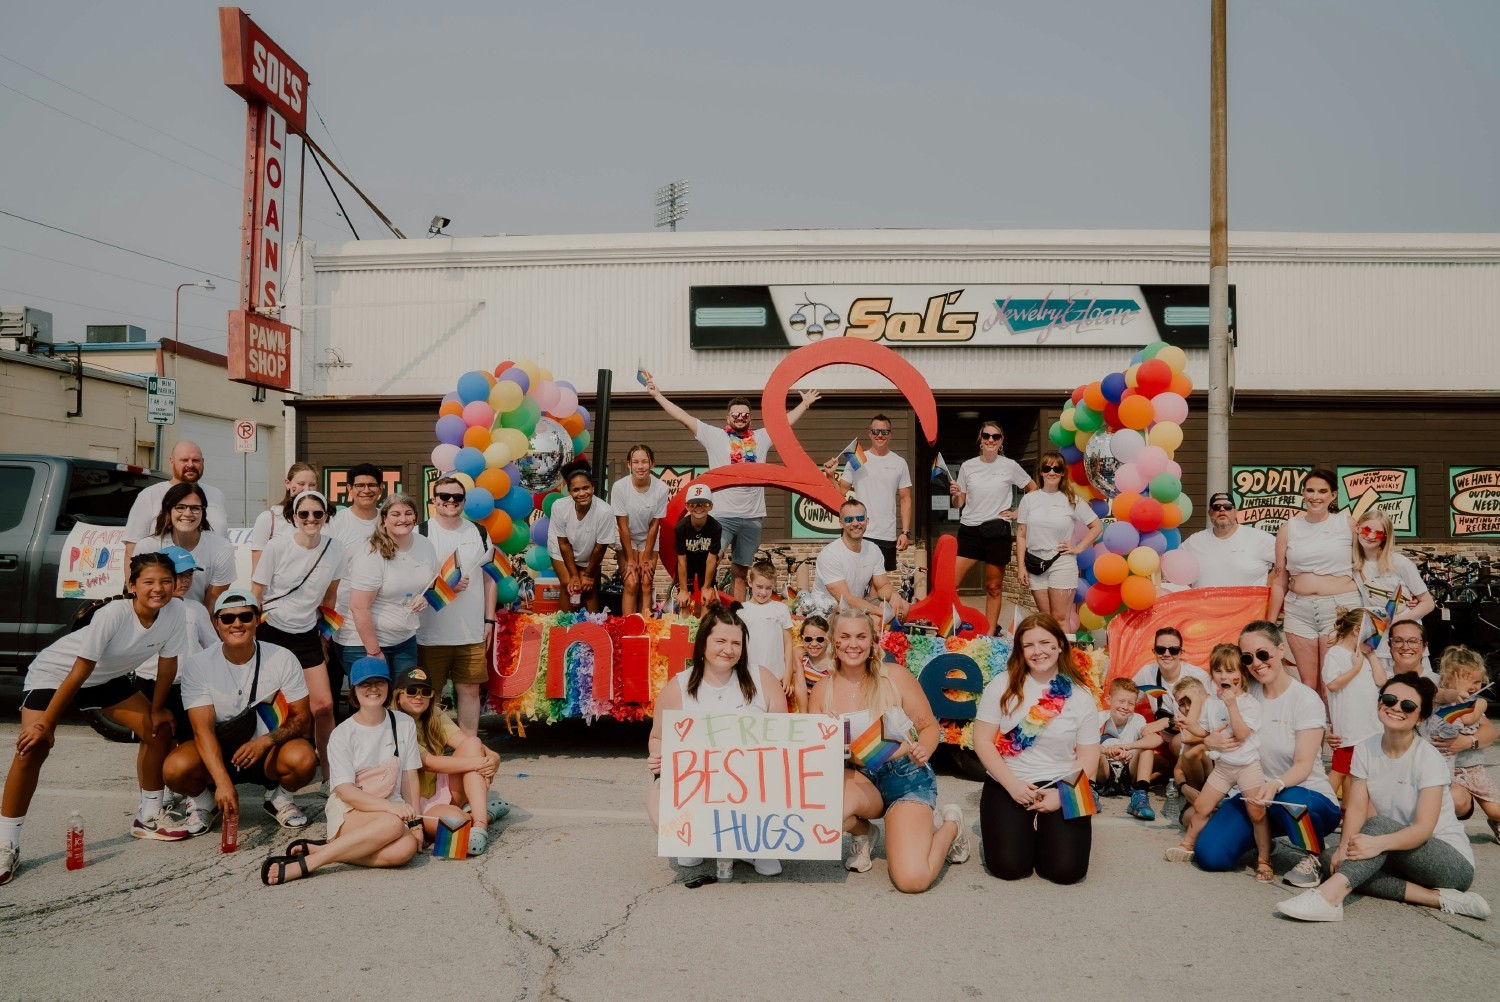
[147,376,178,472]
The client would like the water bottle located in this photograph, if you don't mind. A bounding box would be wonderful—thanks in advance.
[221,809,239,853]
[65,811,84,870]
[1164,780,1181,823]
[570,590,582,610]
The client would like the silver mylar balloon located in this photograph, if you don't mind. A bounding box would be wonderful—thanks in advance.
[1083,432,1120,499]
[517,416,574,492]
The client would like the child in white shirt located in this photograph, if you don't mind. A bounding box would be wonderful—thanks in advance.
[1427,647,1498,841]
[1096,678,1163,821]
[1322,606,1386,798]
[735,561,794,701]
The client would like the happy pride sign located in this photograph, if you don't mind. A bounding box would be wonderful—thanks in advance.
[657,712,844,860]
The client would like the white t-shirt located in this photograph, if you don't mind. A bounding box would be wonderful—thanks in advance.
[417,521,492,646]
[1200,694,1262,766]
[136,600,217,681]
[1355,553,1429,607]
[810,538,887,607]
[326,711,423,803]
[179,642,310,737]
[693,419,774,519]
[976,673,1102,784]
[736,599,793,677]
[25,598,192,690]
[1016,490,1098,557]
[123,480,230,544]
[1352,733,1473,865]
[1321,645,1383,747]
[610,476,670,548]
[1132,662,1210,718]
[676,668,770,713]
[547,498,618,561]
[135,532,238,607]
[328,508,379,647]
[1098,710,1146,747]
[348,536,438,648]
[956,456,1031,526]
[249,506,289,550]
[252,534,349,634]
[1250,681,1337,802]
[1182,525,1277,588]
[847,451,912,541]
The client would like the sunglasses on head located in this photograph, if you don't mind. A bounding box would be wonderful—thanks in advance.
[402,685,434,698]
[216,611,256,625]
[1240,649,1275,666]
[842,514,867,524]
[295,510,327,522]
[1379,693,1420,713]
[1209,503,1235,512]
[1154,645,1181,656]
[1041,465,1065,474]
[435,492,466,503]
[980,432,1003,440]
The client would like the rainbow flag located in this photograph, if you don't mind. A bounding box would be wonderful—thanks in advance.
[1055,770,1099,820]
[636,359,649,388]
[1438,700,1479,724]
[848,712,919,771]
[482,549,513,583]
[255,689,291,733]
[1137,682,1168,701]
[431,816,471,860]
[941,604,966,639]
[316,605,344,640]
[1359,587,1402,654]
[424,552,464,610]
[880,601,902,631]
[840,440,867,476]
[1277,802,1322,854]
[929,452,950,487]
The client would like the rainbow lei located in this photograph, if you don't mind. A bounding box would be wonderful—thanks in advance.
[994,673,1072,757]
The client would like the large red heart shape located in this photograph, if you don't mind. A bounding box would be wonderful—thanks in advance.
[817,722,839,741]
[812,824,841,845]
[675,821,692,844]
[673,718,693,740]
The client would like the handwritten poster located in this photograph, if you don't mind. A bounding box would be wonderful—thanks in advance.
[1337,467,1418,537]
[652,465,705,499]
[1449,467,1500,537]
[1231,465,1309,533]
[56,523,127,598]
[657,712,844,860]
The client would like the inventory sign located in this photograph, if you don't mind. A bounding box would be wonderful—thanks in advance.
[1337,467,1418,537]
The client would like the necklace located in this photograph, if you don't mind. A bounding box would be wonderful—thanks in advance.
[994,673,1072,756]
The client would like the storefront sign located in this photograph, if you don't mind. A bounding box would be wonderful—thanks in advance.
[1449,467,1500,537]
[791,494,840,538]
[690,284,1234,350]
[1231,465,1309,533]
[219,7,308,132]
[1337,467,1417,536]
[56,523,127,599]
[324,467,403,510]
[652,465,705,498]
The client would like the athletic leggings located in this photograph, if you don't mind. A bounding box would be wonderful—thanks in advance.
[979,777,1091,884]
[1322,815,1474,901]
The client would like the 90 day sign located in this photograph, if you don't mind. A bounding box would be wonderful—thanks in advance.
[657,712,844,860]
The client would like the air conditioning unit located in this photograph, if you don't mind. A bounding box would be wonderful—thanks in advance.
[85,324,149,344]
[0,306,54,350]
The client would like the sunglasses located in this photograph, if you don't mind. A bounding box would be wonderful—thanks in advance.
[1358,527,1387,541]
[435,492,466,503]
[1240,649,1275,666]
[295,510,327,522]
[1209,504,1235,512]
[216,611,257,625]
[802,636,827,644]
[869,429,891,437]
[401,686,434,698]
[842,514,867,524]
[729,412,751,420]
[980,432,1003,441]
[1154,645,1181,656]
[1379,693,1420,713]
[1041,465,1065,474]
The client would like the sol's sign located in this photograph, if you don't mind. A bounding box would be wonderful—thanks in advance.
[219,7,308,132]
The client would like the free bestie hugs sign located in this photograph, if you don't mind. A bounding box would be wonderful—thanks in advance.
[657,712,845,861]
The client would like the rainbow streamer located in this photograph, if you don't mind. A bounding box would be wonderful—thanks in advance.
[431,816,471,860]
[424,552,464,609]
[849,713,917,771]
[316,605,344,640]
[1359,588,1402,654]
[1136,682,1168,701]
[1055,770,1099,820]
[483,550,514,584]
[1438,700,1478,724]
[255,689,291,733]
[929,452,950,486]
[1277,802,1322,854]
[841,440,867,476]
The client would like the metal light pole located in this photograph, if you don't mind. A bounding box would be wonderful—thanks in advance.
[654,180,690,231]
[1206,0,1232,499]
[161,279,216,465]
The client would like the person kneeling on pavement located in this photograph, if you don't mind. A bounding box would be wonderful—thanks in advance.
[165,590,317,835]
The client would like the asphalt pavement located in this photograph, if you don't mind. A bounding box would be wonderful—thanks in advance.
[1,715,1496,1001]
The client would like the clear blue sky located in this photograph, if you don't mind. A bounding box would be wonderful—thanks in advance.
[2,0,1495,352]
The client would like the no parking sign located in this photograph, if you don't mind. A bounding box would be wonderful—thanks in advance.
[235,419,257,453]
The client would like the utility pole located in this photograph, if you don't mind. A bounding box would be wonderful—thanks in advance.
[1206,0,1232,499]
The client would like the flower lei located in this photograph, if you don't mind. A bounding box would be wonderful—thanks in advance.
[723,425,757,464]
[994,673,1073,757]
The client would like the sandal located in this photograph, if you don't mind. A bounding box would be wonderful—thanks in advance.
[286,838,327,858]
[1164,844,1195,863]
[487,796,512,823]
[1255,858,1275,883]
[261,854,309,886]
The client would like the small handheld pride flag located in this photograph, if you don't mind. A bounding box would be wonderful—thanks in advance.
[482,550,514,584]
[636,360,650,388]
[316,605,344,641]
[1137,682,1168,701]
[1054,770,1099,820]
[431,816,472,860]
[255,690,291,734]
[941,603,966,639]
[1276,801,1322,854]
[929,452,950,487]
[840,440,867,477]
[848,712,919,771]
[1438,700,1479,724]
[424,552,464,610]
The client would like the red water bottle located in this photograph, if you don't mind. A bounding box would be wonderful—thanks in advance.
[66,811,84,870]
[221,809,239,853]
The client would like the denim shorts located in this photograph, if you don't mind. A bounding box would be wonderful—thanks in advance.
[716,516,762,568]
[859,754,938,810]
[1282,590,1361,639]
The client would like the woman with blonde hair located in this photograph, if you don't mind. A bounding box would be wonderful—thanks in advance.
[349,494,436,672]
[249,462,319,573]
[808,608,968,891]
[1351,511,1434,666]
[1015,451,1101,625]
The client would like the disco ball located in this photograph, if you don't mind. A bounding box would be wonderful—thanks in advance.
[1084,432,1120,500]
[517,417,574,492]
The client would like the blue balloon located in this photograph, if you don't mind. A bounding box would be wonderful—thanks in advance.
[1130,350,1146,365]
[501,462,521,483]
[529,516,550,546]
[454,447,487,479]
[1060,444,1082,465]
[499,486,534,522]
[1102,521,1139,555]
[457,371,492,405]
[498,368,530,395]
[1089,498,1110,519]
[435,414,467,446]
[1101,372,1127,403]
[1074,580,1091,605]
[1159,528,1182,550]
[1139,529,1169,554]
[1076,544,1099,576]
[464,487,495,521]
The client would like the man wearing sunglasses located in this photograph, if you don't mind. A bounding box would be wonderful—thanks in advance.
[123,440,230,560]
[1133,627,1211,786]
[806,500,909,619]
[823,414,913,573]
[1178,492,1276,589]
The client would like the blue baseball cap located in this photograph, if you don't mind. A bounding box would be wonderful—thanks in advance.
[348,656,391,687]
[159,545,200,574]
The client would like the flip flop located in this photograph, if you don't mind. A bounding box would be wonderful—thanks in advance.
[285,838,327,858]
[261,854,310,887]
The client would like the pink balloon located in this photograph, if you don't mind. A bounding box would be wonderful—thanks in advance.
[431,443,459,472]
[1113,462,1146,496]
[1111,429,1146,463]
[553,386,579,415]
[534,380,561,412]
[1152,392,1189,425]
[462,401,494,428]
[1166,460,1183,479]
[1160,548,1200,587]
[1136,445,1169,478]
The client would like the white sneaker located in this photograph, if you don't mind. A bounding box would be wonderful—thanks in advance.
[1275,889,1344,922]
[181,806,219,838]
[1439,888,1492,920]
[676,856,703,867]
[0,844,18,886]
[846,832,874,873]
[715,859,735,881]
[941,804,970,864]
[751,857,782,876]
[1283,854,1321,888]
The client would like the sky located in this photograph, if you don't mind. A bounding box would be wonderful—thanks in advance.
[1,0,1496,354]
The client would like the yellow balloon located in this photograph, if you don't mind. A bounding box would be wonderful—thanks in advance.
[452,472,477,491]
[489,380,523,413]
[1148,421,1183,453]
[1077,606,1106,632]
[1156,345,1187,375]
[1127,545,1161,577]
[483,442,513,468]
[538,367,554,383]
[1125,363,1140,388]
[1060,408,1078,432]
[495,427,530,459]
[514,360,542,387]
[1074,430,1093,450]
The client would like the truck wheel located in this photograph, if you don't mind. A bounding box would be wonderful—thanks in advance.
[84,708,138,743]
[942,745,988,783]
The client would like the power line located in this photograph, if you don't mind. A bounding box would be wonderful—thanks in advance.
[0,243,232,294]
[0,208,238,283]
[0,284,227,338]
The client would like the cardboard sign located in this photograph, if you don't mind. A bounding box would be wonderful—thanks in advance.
[1337,466,1417,537]
[1449,467,1500,538]
[56,523,127,599]
[1230,465,1309,533]
[656,712,844,860]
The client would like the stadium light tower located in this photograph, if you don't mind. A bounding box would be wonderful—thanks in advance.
[654,179,690,231]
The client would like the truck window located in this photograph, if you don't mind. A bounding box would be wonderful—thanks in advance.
[0,466,37,532]
[62,468,158,527]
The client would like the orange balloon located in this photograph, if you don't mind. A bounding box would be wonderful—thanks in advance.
[1121,574,1157,611]
[483,371,497,387]
[1118,395,1154,430]
[480,509,513,543]
[462,426,492,450]
[1111,491,1142,522]
[438,400,464,418]
[475,467,512,498]
[1160,501,1184,530]
[1169,372,1193,397]
[561,413,586,437]
[1082,381,1107,412]
[1093,553,1130,586]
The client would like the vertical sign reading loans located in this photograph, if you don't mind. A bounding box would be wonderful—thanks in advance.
[657,712,844,860]
[1449,467,1500,537]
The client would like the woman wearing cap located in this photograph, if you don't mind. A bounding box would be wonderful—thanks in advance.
[1179,493,1277,588]
[167,590,318,835]
[2,554,195,885]
[612,444,670,616]
[950,420,1036,632]
[249,462,319,574]
[134,482,237,614]
[1268,469,1359,693]
[547,463,615,613]
[1015,450,1102,625]
[349,495,436,672]
[253,489,348,778]
[261,656,421,885]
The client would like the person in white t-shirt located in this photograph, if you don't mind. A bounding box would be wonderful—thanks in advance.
[1179,492,1277,589]
[1131,627,1211,792]
[1015,451,1101,625]
[806,500,908,620]
[950,421,1035,632]
[133,482,237,613]
[546,464,617,613]
[2,553,194,885]
[641,370,821,600]
[123,440,230,559]
[611,444,670,616]
[349,495,437,672]
[1352,511,1436,666]
[249,462,318,575]
[1277,673,1490,923]
[1095,678,1161,820]
[417,475,497,738]
[736,562,794,691]
[131,546,218,760]
[260,657,422,886]
[823,414,913,573]
[973,614,1101,884]
[165,590,318,836]
[327,464,385,700]
[1322,608,1387,797]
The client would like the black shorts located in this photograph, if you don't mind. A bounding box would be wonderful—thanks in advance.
[866,538,899,573]
[20,674,140,712]
[256,621,326,669]
[956,520,1013,567]
[131,677,194,737]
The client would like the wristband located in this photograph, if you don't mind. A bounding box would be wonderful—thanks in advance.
[485,618,496,625]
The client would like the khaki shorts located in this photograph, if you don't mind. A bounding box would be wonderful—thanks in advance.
[1204,758,1267,796]
[417,642,489,691]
